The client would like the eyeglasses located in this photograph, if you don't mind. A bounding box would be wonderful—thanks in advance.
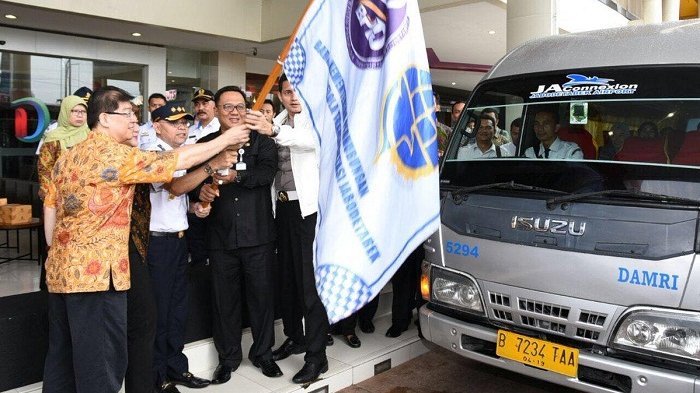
[220,103,247,113]
[70,109,87,116]
[161,119,191,128]
[105,111,136,119]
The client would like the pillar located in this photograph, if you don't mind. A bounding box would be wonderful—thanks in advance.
[506,0,557,51]
[662,0,680,21]
[642,0,662,23]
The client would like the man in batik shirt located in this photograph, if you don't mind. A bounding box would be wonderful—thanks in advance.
[41,86,249,393]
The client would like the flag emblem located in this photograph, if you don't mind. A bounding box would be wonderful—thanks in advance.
[345,0,410,69]
[379,67,438,179]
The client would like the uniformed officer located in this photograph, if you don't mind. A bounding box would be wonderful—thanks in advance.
[185,89,220,266]
[145,102,237,393]
[186,89,220,145]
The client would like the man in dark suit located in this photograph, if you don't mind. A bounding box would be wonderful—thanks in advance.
[192,86,281,384]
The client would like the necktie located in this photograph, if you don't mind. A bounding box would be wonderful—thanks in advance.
[544,147,550,158]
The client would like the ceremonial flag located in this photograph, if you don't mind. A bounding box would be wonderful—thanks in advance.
[284,0,440,323]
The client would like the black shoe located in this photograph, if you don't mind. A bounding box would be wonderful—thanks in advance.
[169,371,210,389]
[157,382,180,393]
[326,334,334,346]
[210,364,233,385]
[343,334,361,348]
[272,338,305,361]
[292,360,329,384]
[358,319,375,334]
[253,359,283,378]
[385,324,408,338]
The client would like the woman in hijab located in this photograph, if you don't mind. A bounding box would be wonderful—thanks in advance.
[37,95,90,199]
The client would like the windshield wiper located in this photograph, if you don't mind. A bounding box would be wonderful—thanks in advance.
[448,181,569,200]
[547,189,700,206]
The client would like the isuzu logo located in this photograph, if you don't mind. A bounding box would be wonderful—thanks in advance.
[511,216,586,236]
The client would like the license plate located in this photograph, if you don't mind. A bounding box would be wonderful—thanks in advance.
[496,330,579,377]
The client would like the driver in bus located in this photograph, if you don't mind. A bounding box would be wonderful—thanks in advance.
[524,109,583,160]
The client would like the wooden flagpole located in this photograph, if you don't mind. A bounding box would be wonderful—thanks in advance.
[251,0,315,111]
[201,0,315,208]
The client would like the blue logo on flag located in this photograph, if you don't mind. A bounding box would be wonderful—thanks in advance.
[345,0,409,69]
[378,67,438,178]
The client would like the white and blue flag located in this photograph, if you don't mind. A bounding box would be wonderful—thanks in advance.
[284,0,440,323]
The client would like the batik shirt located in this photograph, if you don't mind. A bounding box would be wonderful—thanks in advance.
[37,140,62,199]
[44,131,178,293]
[437,122,453,156]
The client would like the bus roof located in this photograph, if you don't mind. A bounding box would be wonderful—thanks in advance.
[484,20,700,81]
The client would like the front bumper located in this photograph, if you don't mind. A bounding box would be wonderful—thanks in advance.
[419,305,699,393]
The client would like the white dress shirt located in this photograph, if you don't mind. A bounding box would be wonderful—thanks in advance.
[272,109,320,218]
[524,138,584,160]
[501,142,516,156]
[145,138,189,232]
[138,121,157,150]
[185,117,220,145]
[457,143,511,159]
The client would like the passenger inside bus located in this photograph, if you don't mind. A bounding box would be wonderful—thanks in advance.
[456,114,512,159]
[501,117,521,156]
[615,121,669,163]
[523,108,584,160]
[598,123,630,161]
[482,107,511,145]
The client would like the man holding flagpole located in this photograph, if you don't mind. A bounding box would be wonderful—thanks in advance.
[245,0,438,384]
[277,0,440,328]
[247,73,329,384]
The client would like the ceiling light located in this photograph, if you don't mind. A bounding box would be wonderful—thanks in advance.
[131,32,141,37]
[488,30,496,35]
[167,71,172,74]
[451,82,456,86]
[171,80,175,83]
[5,14,17,19]
[667,112,675,118]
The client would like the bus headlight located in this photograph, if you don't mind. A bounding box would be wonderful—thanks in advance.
[431,267,484,315]
[612,309,700,363]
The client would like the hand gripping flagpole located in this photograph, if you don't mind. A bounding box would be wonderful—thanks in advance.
[200,0,314,209]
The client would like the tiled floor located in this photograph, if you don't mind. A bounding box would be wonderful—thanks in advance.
[1,229,429,393]
[177,315,426,393]
[0,261,40,297]
[0,229,41,297]
[3,314,427,393]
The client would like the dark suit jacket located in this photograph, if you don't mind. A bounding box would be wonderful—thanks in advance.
[190,130,277,250]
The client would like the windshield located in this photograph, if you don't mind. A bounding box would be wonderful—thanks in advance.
[441,66,700,201]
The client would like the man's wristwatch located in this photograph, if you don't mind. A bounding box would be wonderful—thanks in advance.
[270,125,280,138]
[203,163,215,176]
